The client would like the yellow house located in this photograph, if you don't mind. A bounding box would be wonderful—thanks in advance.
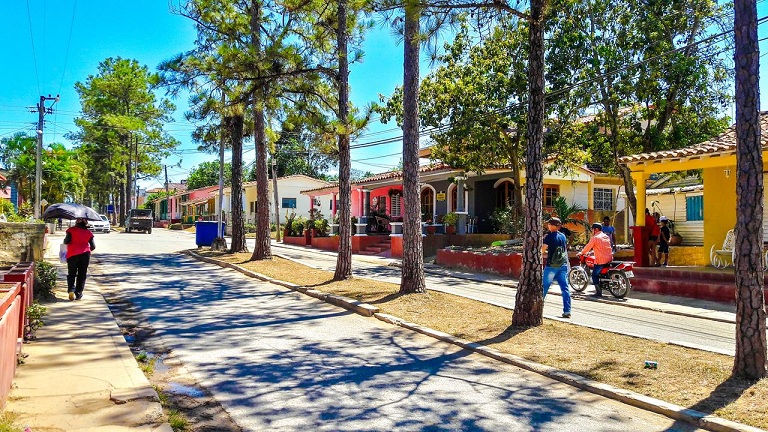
[619,114,768,266]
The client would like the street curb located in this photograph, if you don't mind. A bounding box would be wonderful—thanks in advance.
[182,250,760,432]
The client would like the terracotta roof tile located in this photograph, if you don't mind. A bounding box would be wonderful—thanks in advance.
[619,112,768,164]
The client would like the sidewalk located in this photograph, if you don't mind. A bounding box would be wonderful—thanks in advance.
[4,233,171,432]
[270,240,742,324]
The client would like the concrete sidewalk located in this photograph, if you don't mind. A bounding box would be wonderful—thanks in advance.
[270,240,742,325]
[4,234,171,432]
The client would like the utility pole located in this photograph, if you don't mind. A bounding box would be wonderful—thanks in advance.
[31,94,59,218]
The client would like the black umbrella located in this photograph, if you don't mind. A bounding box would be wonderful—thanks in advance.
[42,203,102,221]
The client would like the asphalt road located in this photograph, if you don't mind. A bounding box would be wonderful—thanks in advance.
[87,229,705,431]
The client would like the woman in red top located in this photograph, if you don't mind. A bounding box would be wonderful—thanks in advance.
[64,218,96,301]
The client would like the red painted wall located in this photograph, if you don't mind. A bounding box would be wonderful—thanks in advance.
[436,249,523,278]
[312,236,340,251]
[284,236,310,246]
[391,236,403,258]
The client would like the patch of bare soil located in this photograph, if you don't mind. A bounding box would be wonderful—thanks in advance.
[99,287,242,432]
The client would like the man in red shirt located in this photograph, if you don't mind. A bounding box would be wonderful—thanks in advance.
[579,222,613,297]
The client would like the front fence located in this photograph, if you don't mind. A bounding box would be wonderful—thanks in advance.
[0,261,35,409]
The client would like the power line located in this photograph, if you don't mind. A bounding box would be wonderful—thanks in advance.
[25,0,41,95]
[58,0,78,96]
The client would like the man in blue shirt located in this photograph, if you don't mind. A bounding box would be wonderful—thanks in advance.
[542,217,572,318]
[602,216,616,251]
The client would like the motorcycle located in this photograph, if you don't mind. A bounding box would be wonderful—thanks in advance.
[567,253,635,299]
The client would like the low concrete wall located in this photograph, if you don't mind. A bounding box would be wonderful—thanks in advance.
[436,249,523,279]
[667,246,708,266]
[312,236,340,251]
[284,236,309,246]
[0,223,46,264]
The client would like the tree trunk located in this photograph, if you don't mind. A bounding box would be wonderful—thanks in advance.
[733,0,767,380]
[334,0,353,281]
[271,157,281,242]
[512,0,546,327]
[399,0,426,294]
[251,103,271,259]
[228,114,248,253]
[249,0,271,261]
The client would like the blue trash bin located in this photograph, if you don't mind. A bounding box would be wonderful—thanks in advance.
[196,221,225,247]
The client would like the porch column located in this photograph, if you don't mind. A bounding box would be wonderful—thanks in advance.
[631,171,650,266]
[356,189,370,235]
[633,172,647,226]
[310,194,315,211]
[455,175,467,234]
[332,192,337,218]
[362,189,371,222]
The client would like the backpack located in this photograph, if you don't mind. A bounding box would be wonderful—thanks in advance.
[549,245,568,267]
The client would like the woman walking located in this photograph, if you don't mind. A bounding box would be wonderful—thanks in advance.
[64,217,96,300]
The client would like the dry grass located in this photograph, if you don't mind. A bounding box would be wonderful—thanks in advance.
[200,251,768,429]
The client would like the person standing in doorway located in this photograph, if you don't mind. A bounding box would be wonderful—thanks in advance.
[64,218,96,301]
[542,217,572,318]
[579,223,614,297]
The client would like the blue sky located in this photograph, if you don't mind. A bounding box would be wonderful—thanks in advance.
[0,1,413,190]
[2,1,768,190]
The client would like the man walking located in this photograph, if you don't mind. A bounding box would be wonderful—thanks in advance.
[542,217,572,318]
[579,222,614,297]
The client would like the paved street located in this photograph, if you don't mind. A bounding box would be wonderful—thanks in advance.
[86,229,706,431]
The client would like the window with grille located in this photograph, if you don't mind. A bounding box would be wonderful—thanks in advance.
[391,194,402,217]
[543,185,559,207]
[496,181,514,208]
[281,198,296,208]
[594,188,613,211]
[421,189,434,219]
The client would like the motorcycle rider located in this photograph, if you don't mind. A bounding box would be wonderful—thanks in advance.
[578,222,614,297]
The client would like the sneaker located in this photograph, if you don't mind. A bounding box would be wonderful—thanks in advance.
[562,313,571,318]
[75,293,83,300]
[68,292,75,301]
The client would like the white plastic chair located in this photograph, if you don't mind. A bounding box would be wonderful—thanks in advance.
[467,216,476,234]
[709,229,735,268]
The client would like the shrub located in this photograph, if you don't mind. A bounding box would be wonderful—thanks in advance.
[315,218,329,237]
[244,223,257,233]
[169,223,183,230]
[284,212,296,236]
[292,217,306,236]
[270,222,277,232]
[34,260,57,299]
[489,206,524,237]
[443,212,459,226]
[25,301,47,340]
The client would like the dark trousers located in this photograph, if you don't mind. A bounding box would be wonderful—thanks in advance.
[592,263,606,295]
[67,252,91,294]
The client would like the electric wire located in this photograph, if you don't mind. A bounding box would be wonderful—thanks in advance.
[25,0,41,96]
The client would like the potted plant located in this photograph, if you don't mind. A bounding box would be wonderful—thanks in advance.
[443,212,459,234]
[425,218,436,234]
[665,218,683,246]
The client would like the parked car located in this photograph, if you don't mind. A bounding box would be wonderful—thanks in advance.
[88,214,111,234]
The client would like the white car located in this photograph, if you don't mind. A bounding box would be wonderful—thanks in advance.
[88,214,111,234]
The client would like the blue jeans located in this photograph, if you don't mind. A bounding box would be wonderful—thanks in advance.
[543,264,571,314]
[592,264,605,295]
